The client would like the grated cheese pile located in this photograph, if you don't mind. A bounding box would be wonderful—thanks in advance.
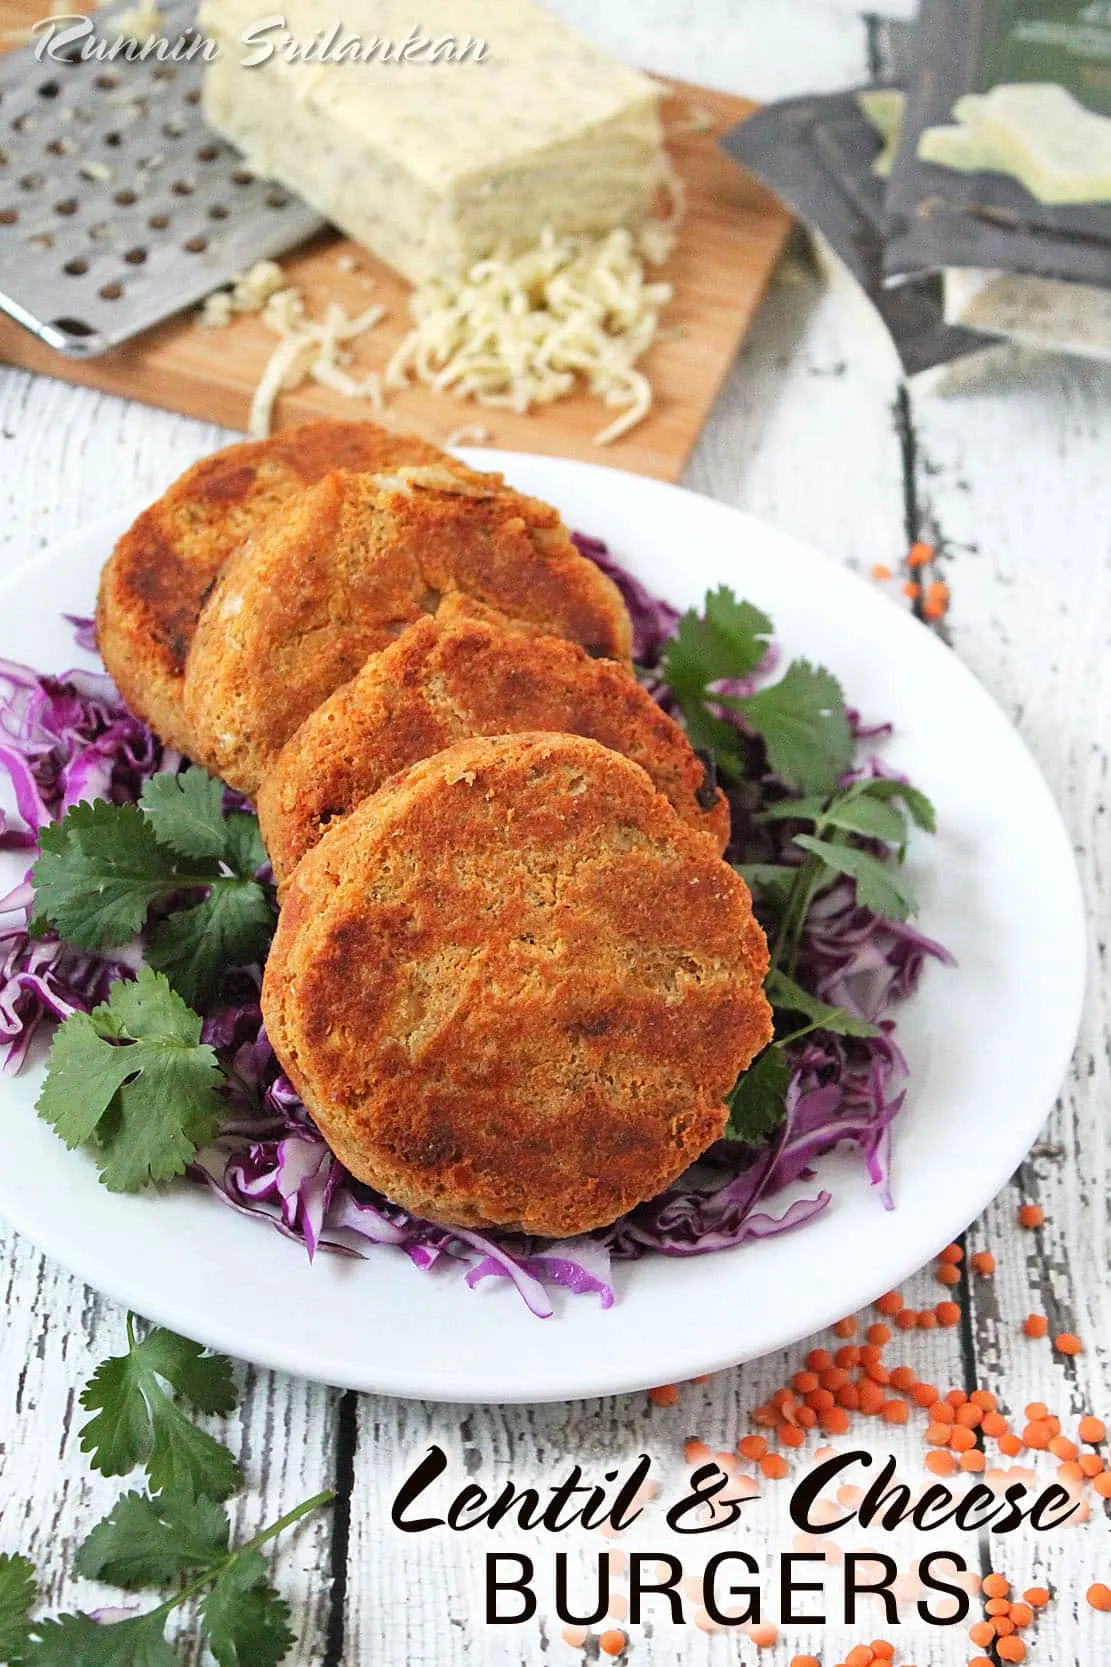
[200,193,681,444]
[385,222,675,446]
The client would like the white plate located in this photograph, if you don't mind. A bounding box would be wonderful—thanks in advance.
[0,451,1086,1404]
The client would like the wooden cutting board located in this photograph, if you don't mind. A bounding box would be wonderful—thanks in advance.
[0,51,789,482]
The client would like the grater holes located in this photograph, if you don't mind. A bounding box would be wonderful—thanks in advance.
[162,120,185,139]
[29,232,53,249]
[0,208,17,225]
[0,150,7,167]
[265,189,290,209]
[45,137,75,158]
[54,197,78,215]
[11,114,37,134]
[207,203,228,220]
[231,167,253,186]
[63,256,88,275]
[88,220,111,242]
[123,245,147,264]
[104,131,124,148]
[37,80,61,100]
[183,233,207,253]
[184,86,200,102]
[196,143,219,163]
[99,281,123,300]
[148,212,170,229]
[113,188,138,206]
[19,172,44,191]
[171,179,193,196]
[48,316,97,341]
[94,73,120,91]
[152,66,177,82]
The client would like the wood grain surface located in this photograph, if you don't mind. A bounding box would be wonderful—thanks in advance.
[0,15,792,483]
[0,3,1109,1665]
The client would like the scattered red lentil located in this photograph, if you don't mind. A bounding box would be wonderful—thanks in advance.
[936,1301,962,1327]
[598,1628,626,1656]
[1079,1415,1106,1444]
[561,1624,588,1648]
[902,580,920,600]
[997,1638,1026,1662]
[970,1251,996,1275]
[1018,1204,1044,1229]
[875,1291,902,1316]
[936,1264,961,1287]
[889,1365,917,1392]
[1023,1314,1049,1339]
[912,1381,939,1408]
[896,1307,918,1331]
[969,1621,996,1647]
[917,1309,938,1329]
[923,581,950,620]
[908,541,934,568]
[1023,1420,1052,1450]
[1009,1602,1034,1628]
[982,1412,1008,1438]
[882,1400,909,1425]
[780,1423,805,1449]
[871,563,893,581]
[971,1389,998,1413]
[938,1243,963,1264]
[983,1574,1011,1599]
[1055,1332,1083,1356]
[748,1621,778,1647]
[929,1401,956,1425]
[1094,1472,1111,1499]
[1049,1435,1079,1461]
[1025,1402,1048,1420]
[960,1450,987,1472]
[1087,1584,1111,1612]
[999,1434,1023,1457]
[685,1439,712,1464]
[835,1345,862,1370]
[870,1644,895,1661]
[790,1658,821,1667]
[648,1384,679,1406]
[1023,1587,1050,1609]
[926,1450,956,1476]
[761,1453,789,1480]
[845,1647,873,1667]
[1080,1453,1105,1478]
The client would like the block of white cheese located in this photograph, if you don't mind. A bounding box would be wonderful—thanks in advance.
[198,0,667,284]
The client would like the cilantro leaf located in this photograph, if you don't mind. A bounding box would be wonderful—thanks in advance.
[36,970,225,1193]
[0,1553,36,1662]
[199,1551,293,1667]
[30,803,196,949]
[733,863,798,911]
[139,772,266,876]
[738,661,854,796]
[821,791,907,845]
[857,776,937,833]
[145,882,274,1008]
[20,1610,175,1667]
[661,589,772,697]
[765,969,879,1038]
[723,1045,789,1145]
[794,834,917,922]
[76,1491,229,1591]
[138,770,233,862]
[79,1320,241,1501]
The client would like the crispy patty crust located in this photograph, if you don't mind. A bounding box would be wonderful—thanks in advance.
[261,733,772,1238]
[182,462,634,795]
[95,420,445,754]
[257,612,729,884]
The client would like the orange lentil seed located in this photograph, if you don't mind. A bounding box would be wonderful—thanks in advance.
[917,1309,938,1329]
[969,1621,997,1647]
[833,1316,858,1337]
[971,1251,996,1275]
[748,1622,778,1647]
[902,581,920,600]
[1023,1587,1050,1608]
[1056,1332,1083,1356]
[908,541,935,567]
[986,1598,1011,1617]
[937,1264,961,1287]
[790,1659,821,1667]
[983,1574,1011,1599]
[1018,1204,1044,1229]
[960,1450,987,1472]
[896,1308,918,1330]
[561,1625,589,1648]
[685,1439,712,1463]
[739,1434,767,1461]
[883,1400,909,1425]
[936,1302,962,1327]
[1023,1314,1049,1339]
[761,1453,789,1480]
[871,1646,895,1662]
[846,1648,874,1667]
[1009,1602,1034,1628]
[997,1639,1026,1662]
[649,1384,679,1406]
[1079,1416,1106,1444]
[598,1629,626,1657]
[999,1434,1023,1457]
[926,1450,955,1476]
[1087,1584,1111,1612]
[1095,1473,1111,1498]
[913,1382,939,1408]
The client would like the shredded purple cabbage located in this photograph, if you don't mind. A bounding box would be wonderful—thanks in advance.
[0,557,950,1316]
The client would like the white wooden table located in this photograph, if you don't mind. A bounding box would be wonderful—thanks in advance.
[1,3,1108,1663]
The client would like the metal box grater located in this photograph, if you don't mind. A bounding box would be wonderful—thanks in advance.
[0,0,325,356]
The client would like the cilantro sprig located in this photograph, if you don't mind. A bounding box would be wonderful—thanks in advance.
[31,770,273,1008]
[662,586,937,1145]
[1,1319,332,1667]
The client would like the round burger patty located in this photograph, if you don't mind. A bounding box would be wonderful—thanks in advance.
[257,611,730,885]
[182,461,634,796]
[261,732,772,1239]
[95,419,445,755]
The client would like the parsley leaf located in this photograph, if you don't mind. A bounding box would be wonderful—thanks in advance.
[36,970,225,1193]
[200,1551,294,1667]
[30,803,198,949]
[855,776,937,834]
[0,1553,36,1662]
[738,661,854,796]
[139,772,265,874]
[76,1491,229,1591]
[794,834,918,922]
[145,882,274,1009]
[19,1610,176,1667]
[79,1319,241,1501]
[765,969,879,1038]
[760,787,906,844]
[723,1045,790,1145]
[661,589,772,698]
